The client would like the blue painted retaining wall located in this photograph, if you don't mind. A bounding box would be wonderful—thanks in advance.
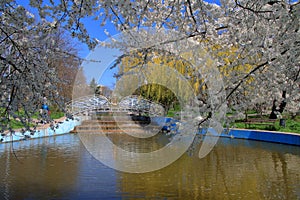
[162,117,300,146]
[220,129,300,146]
[198,127,300,146]
[0,117,81,143]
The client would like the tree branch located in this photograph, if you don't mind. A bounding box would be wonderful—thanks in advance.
[294,66,300,82]
[0,55,22,73]
[110,6,127,31]
[75,0,84,30]
[226,60,269,100]
[234,0,273,14]
[186,0,197,26]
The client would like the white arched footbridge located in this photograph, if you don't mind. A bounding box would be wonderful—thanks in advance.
[66,95,165,117]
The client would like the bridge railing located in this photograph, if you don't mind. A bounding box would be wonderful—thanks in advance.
[66,95,111,115]
[66,95,165,117]
[118,95,165,116]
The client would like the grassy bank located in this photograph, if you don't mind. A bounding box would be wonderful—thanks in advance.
[2,108,65,130]
[233,116,300,134]
[167,108,300,134]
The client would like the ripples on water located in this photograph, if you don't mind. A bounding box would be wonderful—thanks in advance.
[0,133,299,200]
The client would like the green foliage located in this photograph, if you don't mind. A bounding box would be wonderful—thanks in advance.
[277,117,300,133]
[48,105,65,119]
[232,116,300,134]
[118,51,202,109]
[134,84,178,109]
[245,110,258,115]
[50,111,65,119]
[1,119,34,130]
[10,120,30,129]
[1,106,65,130]
[166,104,181,117]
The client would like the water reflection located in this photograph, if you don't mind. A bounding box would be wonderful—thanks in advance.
[78,131,195,173]
[0,134,299,199]
[117,138,300,199]
[0,135,81,200]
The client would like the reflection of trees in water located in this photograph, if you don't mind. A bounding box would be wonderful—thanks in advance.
[106,132,171,153]
[186,135,203,157]
[117,138,300,199]
[271,152,296,200]
[0,137,81,200]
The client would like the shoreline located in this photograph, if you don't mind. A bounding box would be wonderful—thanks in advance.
[1,116,299,146]
[161,117,300,146]
[0,117,81,143]
[220,128,300,146]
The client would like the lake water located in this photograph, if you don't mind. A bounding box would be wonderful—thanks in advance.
[0,133,299,200]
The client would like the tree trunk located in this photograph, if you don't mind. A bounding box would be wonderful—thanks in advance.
[269,91,287,119]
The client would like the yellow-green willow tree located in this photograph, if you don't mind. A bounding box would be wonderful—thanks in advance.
[115,50,207,111]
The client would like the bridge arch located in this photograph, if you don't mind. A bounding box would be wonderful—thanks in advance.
[66,95,165,117]
[66,95,111,115]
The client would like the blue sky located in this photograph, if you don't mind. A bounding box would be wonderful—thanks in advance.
[79,19,121,87]
[81,40,121,88]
